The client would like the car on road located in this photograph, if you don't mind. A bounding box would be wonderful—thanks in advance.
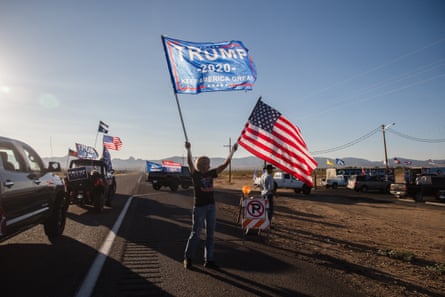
[0,136,67,242]
[65,159,116,212]
[347,174,391,193]
[146,165,193,192]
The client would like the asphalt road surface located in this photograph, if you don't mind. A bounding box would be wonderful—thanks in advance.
[1,173,363,297]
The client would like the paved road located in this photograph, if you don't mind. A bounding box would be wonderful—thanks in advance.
[9,173,430,296]
[92,173,360,297]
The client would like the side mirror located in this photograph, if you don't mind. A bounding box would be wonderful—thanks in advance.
[48,161,61,172]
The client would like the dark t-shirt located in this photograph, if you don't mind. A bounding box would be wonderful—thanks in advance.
[192,169,218,206]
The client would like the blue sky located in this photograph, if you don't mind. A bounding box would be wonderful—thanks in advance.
[1,0,444,164]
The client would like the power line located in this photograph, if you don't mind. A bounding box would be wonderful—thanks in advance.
[386,128,445,143]
[311,126,381,155]
[311,126,445,156]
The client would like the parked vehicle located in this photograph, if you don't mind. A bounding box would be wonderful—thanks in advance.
[321,174,349,189]
[255,171,311,195]
[347,175,391,193]
[390,167,445,202]
[65,159,116,212]
[0,136,67,242]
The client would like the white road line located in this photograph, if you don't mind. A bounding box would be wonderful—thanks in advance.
[74,196,134,297]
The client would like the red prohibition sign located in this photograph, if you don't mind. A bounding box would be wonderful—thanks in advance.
[246,200,265,217]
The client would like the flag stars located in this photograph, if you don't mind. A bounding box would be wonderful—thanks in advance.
[249,100,281,133]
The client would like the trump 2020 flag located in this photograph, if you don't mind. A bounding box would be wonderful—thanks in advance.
[75,143,99,160]
[162,36,257,94]
[238,98,318,187]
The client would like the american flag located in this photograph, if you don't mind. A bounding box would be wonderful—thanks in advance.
[103,135,123,151]
[68,148,78,157]
[238,99,317,187]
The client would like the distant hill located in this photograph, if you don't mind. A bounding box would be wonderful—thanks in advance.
[43,155,445,171]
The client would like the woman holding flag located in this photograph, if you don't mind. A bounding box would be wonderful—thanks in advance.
[183,141,238,270]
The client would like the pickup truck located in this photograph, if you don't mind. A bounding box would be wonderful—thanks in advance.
[0,136,67,242]
[146,165,193,192]
[321,174,349,189]
[254,171,311,195]
[390,174,445,202]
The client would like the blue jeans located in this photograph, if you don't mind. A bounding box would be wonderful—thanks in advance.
[265,193,274,222]
[184,203,216,262]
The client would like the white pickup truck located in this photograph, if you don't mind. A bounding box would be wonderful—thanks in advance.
[254,171,311,195]
[321,174,349,189]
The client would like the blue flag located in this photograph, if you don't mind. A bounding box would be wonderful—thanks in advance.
[336,158,345,166]
[103,146,113,172]
[75,143,99,160]
[146,161,163,172]
[162,36,257,94]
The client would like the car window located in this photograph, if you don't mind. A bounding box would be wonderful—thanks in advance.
[0,146,25,172]
[23,145,44,172]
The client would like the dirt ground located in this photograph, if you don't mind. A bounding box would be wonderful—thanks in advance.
[214,176,445,297]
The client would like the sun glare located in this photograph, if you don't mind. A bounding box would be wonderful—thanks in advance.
[38,93,60,109]
[1,85,10,94]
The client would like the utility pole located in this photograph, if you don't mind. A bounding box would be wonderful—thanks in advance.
[223,137,232,183]
[382,123,395,181]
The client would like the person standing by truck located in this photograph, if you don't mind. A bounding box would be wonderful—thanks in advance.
[260,164,275,223]
[183,141,238,270]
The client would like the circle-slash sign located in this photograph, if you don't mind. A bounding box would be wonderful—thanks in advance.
[246,199,265,218]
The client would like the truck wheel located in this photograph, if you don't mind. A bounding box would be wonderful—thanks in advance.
[360,186,368,193]
[332,183,338,189]
[414,191,424,202]
[153,184,161,190]
[44,194,67,240]
[170,182,179,192]
[302,185,311,195]
[94,191,104,213]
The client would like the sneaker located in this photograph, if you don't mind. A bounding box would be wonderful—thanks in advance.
[203,261,219,269]
[184,258,192,270]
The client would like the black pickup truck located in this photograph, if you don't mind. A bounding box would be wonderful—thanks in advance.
[146,166,193,192]
[0,136,67,242]
[390,174,445,202]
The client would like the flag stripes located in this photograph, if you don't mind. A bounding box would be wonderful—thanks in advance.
[238,99,317,187]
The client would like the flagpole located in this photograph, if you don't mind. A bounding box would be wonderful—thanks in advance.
[94,132,99,152]
[161,35,189,142]
[174,92,189,142]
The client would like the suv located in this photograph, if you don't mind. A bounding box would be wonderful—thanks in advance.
[347,175,391,193]
[65,159,116,212]
[0,136,67,242]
